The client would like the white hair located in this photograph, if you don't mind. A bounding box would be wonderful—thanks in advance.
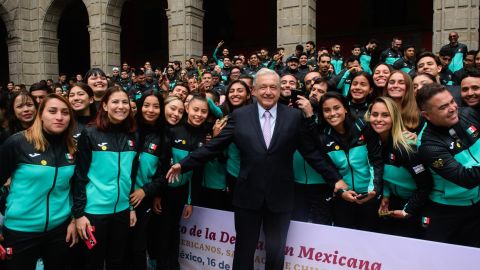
[253,68,280,87]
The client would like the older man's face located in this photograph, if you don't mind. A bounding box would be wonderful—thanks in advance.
[253,73,280,110]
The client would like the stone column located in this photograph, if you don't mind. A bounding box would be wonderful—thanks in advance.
[88,23,122,74]
[6,37,22,84]
[38,37,60,82]
[85,0,123,74]
[433,0,479,52]
[277,0,316,56]
[166,0,204,60]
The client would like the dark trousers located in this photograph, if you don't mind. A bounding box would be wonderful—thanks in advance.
[198,187,230,211]
[83,210,130,270]
[378,195,423,238]
[124,200,152,270]
[154,185,188,270]
[333,197,380,232]
[292,183,333,225]
[232,206,291,270]
[3,219,70,270]
[225,173,237,211]
[422,200,480,247]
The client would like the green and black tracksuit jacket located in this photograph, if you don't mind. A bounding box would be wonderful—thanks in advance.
[381,138,433,216]
[441,43,468,73]
[166,121,210,204]
[72,125,137,218]
[417,107,480,206]
[318,119,384,194]
[380,48,402,66]
[134,125,171,198]
[0,132,75,232]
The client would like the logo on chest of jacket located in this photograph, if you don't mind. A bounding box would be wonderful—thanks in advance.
[326,141,340,150]
[174,139,186,145]
[148,143,157,153]
[358,134,365,145]
[65,153,75,163]
[29,153,40,158]
[467,125,478,138]
[128,140,135,150]
[98,142,108,151]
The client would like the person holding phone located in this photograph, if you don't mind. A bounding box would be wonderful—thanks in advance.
[318,92,384,232]
[292,78,333,225]
[0,94,78,269]
[73,86,137,269]
[125,90,171,270]
[279,74,299,106]
[366,97,433,238]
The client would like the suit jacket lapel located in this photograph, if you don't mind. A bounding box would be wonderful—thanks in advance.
[250,104,268,150]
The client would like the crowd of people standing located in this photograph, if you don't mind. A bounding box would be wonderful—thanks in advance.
[0,31,479,270]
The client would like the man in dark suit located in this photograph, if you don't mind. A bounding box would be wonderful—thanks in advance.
[167,68,346,270]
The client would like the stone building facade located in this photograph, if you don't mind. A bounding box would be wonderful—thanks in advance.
[0,0,478,85]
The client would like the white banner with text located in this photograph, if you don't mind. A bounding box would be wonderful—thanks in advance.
[179,206,479,270]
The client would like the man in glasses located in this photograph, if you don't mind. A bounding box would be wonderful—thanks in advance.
[440,31,468,73]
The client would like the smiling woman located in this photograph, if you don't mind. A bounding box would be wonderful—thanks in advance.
[126,89,171,269]
[67,82,96,141]
[0,94,77,269]
[85,68,109,108]
[318,92,383,232]
[6,91,38,136]
[72,86,137,269]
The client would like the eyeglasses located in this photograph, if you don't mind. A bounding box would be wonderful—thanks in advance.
[305,76,321,85]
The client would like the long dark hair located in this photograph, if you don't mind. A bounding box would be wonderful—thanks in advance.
[135,90,164,128]
[318,92,354,137]
[222,79,252,115]
[348,71,374,103]
[84,68,107,81]
[7,90,38,134]
[136,90,165,148]
[371,63,393,99]
[95,86,136,133]
[67,82,97,118]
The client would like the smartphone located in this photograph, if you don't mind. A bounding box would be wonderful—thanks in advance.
[0,244,6,260]
[84,226,97,250]
[290,89,304,108]
[355,192,369,200]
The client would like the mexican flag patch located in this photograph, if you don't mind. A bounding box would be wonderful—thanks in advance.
[65,153,74,163]
[467,125,477,136]
[149,143,157,151]
[128,140,135,148]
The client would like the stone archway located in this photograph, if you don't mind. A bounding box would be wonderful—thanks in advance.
[39,0,71,81]
[0,0,20,85]
[58,0,90,78]
[203,0,277,58]
[0,7,9,86]
[120,0,169,68]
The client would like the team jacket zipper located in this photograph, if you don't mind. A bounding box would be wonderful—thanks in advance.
[44,154,58,232]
